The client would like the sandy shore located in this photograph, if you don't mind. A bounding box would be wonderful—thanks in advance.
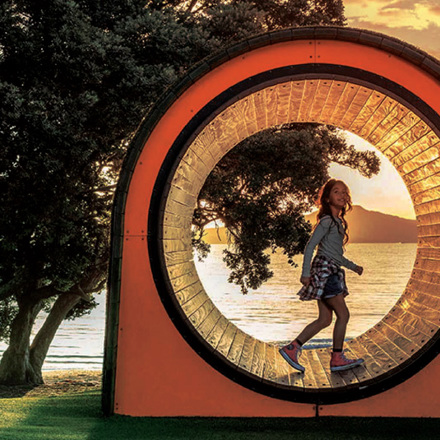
[0,370,102,398]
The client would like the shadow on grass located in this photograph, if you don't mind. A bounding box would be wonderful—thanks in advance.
[1,392,440,440]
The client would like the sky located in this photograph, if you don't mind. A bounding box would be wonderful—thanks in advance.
[330,0,440,219]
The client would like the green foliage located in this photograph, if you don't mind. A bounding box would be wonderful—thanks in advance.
[193,125,380,293]
[0,0,352,378]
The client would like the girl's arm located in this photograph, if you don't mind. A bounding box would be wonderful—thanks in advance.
[341,255,357,272]
[341,256,363,275]
[301,217,331,277]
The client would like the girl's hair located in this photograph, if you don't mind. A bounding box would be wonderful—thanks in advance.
[315,178,352,245]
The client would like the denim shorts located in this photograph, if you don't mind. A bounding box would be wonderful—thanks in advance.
[322,273,343,299]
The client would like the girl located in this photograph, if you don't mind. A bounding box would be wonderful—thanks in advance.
[279,178,364,373]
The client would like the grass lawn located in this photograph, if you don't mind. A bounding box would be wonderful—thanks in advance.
[1,390,440,440]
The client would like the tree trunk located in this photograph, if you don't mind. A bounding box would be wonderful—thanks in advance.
[29,293,81,381]
[0,297,43,385]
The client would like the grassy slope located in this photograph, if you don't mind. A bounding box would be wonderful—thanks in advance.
[1,391,440,439]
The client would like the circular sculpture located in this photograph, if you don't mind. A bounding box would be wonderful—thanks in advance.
[106,26,440,407]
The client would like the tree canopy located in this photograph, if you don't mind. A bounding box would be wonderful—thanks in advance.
[0,0,356,384]
[193,124,380,294]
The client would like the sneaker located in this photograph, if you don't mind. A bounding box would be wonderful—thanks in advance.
[279,342,305,372]
[330,351,364,372]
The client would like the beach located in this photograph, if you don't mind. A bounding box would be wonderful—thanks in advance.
[0,370,101,399]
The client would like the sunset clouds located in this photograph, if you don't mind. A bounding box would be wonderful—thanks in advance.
[344,0,440,58]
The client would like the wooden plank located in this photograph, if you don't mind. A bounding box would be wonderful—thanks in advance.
[367,103,408,147]
[166,261,197,280]
[390,129,436,166]
[403,159,440,188]
[384,120,430,160]
[410,267,440,286]
[275,347,291,387]
[320,80,347,124]
[180,290,208,316]
[182,142,215,179]
[414,198,440,217]
[309,79,332,123]
[162,225,191,242]
[228,99,251,142]
[253,90,267,131]
[226,328,246,365]
[346,338,383,379]
[188,297,215,329]
[375,110,420,152]
[264,85,281,128]
[367,327,409,365]
[301,350,320,389]
[339,86,372,129]
[401,291,440,319]
[171,277,201,300]
[298,80,318,122]
[333,362,360,387]
[308,349,332,389]
[315,348,346,388]
[411,175,440,199]
[197,307,222,340]
[383,312,430,350]
[207,315,230,350]
[406,278,440,300]
[331,83,360,128]
[213,106,241,149]
[359,96,397,140]
[417,212,440,227]
[197,123,226,164]
[162,211,192,230]
[411,256,440,274]
[417,224,440,240]
[349,90,386,135]
[386,308,431,338]
[417,235,440,247]
[398,145,440,178]
[173,162,205,195]
[288,81,306,123]
[238,335,257,373]
[164,199,194,218]
[216,322,237,358]
[243,95,259,137]
[361,332,400,371]
[378,320,418,357]
[341,342,373,383]
[275,82,291,126]
[287,366,305,389]
[164,249,193,266]
[250,339,266,379]
[163,238,188,253]
[262,344,277,383]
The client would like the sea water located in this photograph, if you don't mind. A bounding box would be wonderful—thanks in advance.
[0,243,417,370]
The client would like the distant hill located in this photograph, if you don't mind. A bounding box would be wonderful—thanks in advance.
[305,205,417,243]
[201,205,417,244]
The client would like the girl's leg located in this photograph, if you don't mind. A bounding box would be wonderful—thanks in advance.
[323,294,349,350]
[295,299,333,346]
[324,294,364,371]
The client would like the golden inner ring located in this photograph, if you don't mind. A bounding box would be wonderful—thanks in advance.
[162,79,440,390]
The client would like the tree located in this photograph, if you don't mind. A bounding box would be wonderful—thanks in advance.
[193,125,380,294]
[0,0,349,385]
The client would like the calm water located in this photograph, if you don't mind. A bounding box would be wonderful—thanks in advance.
[0,243,417,370]
[195,243,417,347]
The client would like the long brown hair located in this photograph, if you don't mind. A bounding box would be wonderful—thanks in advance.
[315,178,352,246]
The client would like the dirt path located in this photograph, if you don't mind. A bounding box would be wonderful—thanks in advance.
[0,370,102,398]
